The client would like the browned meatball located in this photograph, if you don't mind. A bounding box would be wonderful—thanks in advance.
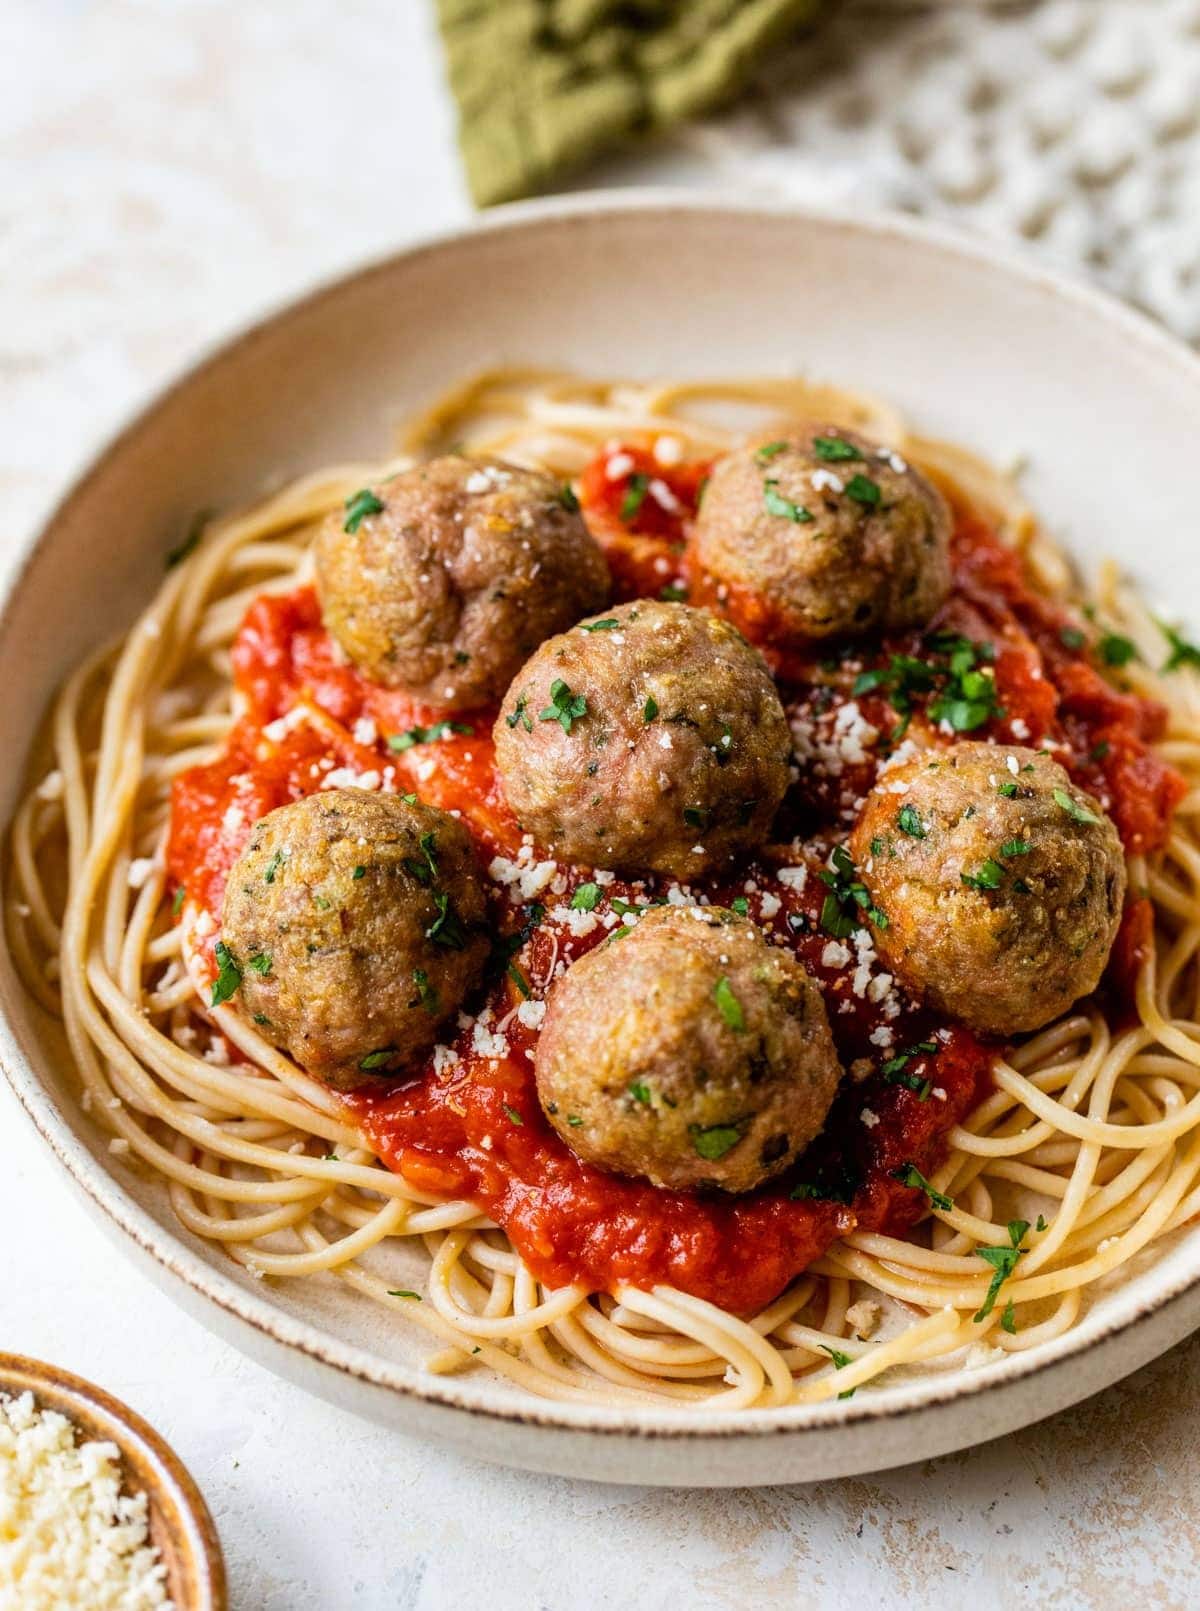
[220,790,490,1088]
[848,742,1126,1035]
[492,601,791,880]
[694,424,951,643]
[535,906,842,1193]
[314,455,610,708]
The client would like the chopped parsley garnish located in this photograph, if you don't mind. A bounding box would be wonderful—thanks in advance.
[683,806,710,830]
[507,961,531,997]
[403,830,439,887]
[1000,1300,1018,1335]
[659,582,688,603]
[387,1289,421,1300]
[211,941,242,1006]
[1160,620,1200,673]
[890,1161,953,1212]
[506,695,533,733]
[1036,1214,1048,1232]
[343,488,384,533]
[559,483,580,512]
[247,952,272,976]
[755,441,788,464]
[353,865,366,879]
[713,976,745,1032]
[503,1104,524,1126]
[961,858,1005,892]
[1090,740,1110,762]
[813,435,861,463]
[388,720,472,751]
[925,634,1003,732]
[172,886,185,915]
[539,679,588,733]
[1053,787,1102,825]
[997,780,1018,798]
[628,1081,652,1105]
[643,694,659,723]
[897,804,925,839]
[818,845,887,937]
[730,896,749,916]
[165,509,210,569]
[581,618,619,633]
[401,792,418,806]
[570,882,601,912]
[426,890,466,949]
[973,1220,1028,1322]
[763,479,814,524]
[820,1345,856,1398]
[1059,626,1086,650]
[412,969,439,1013]
[1098,631,1137,667]
[844,473,881,507]
[881,1040,937,1099]
[789,1182,822,1200]
[359,1047,396,1071]
[619,473,650,523]
[998,838,1031,858]
[689,1121,745,1161]
[264,849,284,884]
[566,1114,584,1127]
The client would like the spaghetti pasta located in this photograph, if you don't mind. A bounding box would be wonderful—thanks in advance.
[8,370,1200,1410]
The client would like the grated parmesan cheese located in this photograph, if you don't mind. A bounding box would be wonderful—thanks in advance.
[0,1392,172,1609]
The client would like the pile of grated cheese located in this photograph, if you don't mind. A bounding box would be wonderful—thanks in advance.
[0,1391,172,1610]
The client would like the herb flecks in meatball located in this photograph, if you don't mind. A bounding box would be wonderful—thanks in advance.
[694,424,951,644]
[315,455,610,708]
[492,601,792,879]
[849,742,1126,1036]
[535,905,843,1193]
[220,789,490,1088]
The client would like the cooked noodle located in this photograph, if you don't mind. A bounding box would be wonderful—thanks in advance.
[9,370,1200,1409]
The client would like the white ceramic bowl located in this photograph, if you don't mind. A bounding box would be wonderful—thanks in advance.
[4,194,1200,1487]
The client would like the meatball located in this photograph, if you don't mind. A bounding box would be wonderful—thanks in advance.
[314,455,610,708]
[848,742,1126,1035]
[492,601,791,879]
[220,789,490,1088]
[535,906,842,1193]
[693,423,951,643]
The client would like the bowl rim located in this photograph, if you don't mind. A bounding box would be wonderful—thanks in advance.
[5,187,1200,1444]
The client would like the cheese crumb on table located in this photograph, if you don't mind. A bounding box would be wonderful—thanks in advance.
[0,1391,172,1609]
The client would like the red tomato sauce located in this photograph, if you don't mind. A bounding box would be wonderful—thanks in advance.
[165,441,1182,1312]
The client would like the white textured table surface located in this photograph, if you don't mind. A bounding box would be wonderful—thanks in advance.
[4,5,1200,1608]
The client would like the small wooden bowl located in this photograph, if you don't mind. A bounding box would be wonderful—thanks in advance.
[0,1353,227,1610]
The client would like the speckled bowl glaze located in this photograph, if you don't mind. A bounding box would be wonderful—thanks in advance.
[0,1353,226,1608]
[3,195,1200,1487]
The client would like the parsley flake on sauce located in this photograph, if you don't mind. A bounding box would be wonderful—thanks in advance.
[388,720,472,751]
[890,1161,953,1212]
[818,845,887,937]
[619,473,650,523]
[755,441,788,464]
[343,488,384,533]
[172,886,185,915]
[1053,787,1102,825]
[559,483,580,512]
[659,582,688,603]
[210,941,242,1006]
[763,480,814,524]
[713,976,745,1032]
[539,679,588,733]
[730,896,749,916]
[503,1104,524,1126]
[1059,626,1086,650]
[570,882,601,912]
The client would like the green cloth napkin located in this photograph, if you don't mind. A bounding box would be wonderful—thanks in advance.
[437,0,823,207]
